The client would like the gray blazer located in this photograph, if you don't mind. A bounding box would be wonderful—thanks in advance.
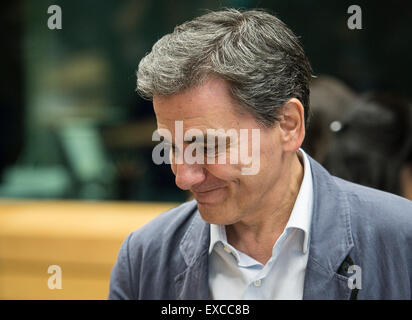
[108,156,412,299]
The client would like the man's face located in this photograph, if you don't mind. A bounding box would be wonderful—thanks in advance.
[153,76,289,225]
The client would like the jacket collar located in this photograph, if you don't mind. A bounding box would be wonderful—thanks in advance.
[303,156,355,299]
[174,209,210,299]
[175,155,355,300]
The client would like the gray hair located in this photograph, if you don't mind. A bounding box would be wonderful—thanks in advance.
[136,8,312,127]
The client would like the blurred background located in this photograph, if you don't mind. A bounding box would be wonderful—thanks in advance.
[0,0,411,299]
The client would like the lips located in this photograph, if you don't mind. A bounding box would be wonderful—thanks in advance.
[192,186,226,193]
[192,186,227,204]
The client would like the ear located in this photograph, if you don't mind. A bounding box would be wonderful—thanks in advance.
[278,98,306,152]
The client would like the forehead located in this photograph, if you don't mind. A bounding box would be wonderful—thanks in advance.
[153,76,252,130]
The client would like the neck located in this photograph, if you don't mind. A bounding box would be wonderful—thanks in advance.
[226,151,304,264]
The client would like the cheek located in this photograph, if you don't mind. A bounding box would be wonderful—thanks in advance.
[203,163,242,182]
[206,164,261,202]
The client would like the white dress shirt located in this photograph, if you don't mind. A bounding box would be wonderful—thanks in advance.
[208,149,314,299]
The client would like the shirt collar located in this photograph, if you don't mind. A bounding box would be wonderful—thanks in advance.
[209,148,313,255]
[285,148,313,254]
[209,222,227,254]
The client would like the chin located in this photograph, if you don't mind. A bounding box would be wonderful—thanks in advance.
[196,201,237,225]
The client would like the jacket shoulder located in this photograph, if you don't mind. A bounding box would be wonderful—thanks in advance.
[108,200,198,299]
[333,176,412,228]
[333,176,412,259]
[129,200,198,248]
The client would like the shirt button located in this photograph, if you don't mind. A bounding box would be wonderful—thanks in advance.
[223,245,231,253]
[254,279,262,287]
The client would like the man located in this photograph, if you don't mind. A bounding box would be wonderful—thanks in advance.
[109,9,412,299]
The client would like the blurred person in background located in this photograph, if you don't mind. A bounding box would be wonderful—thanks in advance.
[302,75,357,163]
[323,93,412,200]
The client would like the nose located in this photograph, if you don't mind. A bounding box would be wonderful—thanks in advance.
[173,162,206,191]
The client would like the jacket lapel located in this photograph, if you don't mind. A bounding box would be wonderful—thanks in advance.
[174,210,210,299]
[303,157,355,299]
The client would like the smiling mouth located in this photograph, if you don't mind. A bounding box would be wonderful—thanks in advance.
[192,186,226,193]
[192,186,227,204]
